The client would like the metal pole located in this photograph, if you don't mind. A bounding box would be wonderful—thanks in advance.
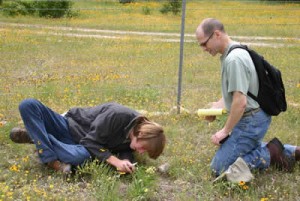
[177,0,186,114]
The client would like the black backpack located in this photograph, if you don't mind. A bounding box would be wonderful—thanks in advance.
[227,44,287,116]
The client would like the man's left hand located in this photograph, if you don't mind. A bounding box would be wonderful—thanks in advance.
[211,128,229,145]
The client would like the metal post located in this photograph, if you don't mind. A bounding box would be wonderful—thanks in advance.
[177,0,186,114]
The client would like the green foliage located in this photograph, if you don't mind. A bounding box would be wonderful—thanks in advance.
[119,0,134,4]
[142,6,151,15]
[2,0,75,18]
[35,0,73,18]
[261,0,300,1]
[2,1,33,16]
[75,160,122,201]
[160,0,182,15]
[126,166,157,200]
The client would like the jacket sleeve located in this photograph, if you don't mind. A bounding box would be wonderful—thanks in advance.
[79,109,123,162]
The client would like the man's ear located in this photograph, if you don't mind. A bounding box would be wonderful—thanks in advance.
[215,30,224,39]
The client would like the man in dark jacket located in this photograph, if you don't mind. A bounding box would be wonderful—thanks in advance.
[10,98,166,174]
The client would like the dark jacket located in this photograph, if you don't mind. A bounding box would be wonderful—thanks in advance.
[65,102,140,161]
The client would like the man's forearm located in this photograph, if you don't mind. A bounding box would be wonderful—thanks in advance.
[106,155,121,168]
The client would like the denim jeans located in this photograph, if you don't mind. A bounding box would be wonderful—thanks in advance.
[19,98,91,166]
[211,110,297,176]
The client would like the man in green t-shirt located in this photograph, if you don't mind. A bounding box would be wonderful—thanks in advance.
[195,18,299,178]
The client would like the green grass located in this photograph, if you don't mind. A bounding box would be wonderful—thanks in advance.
[0,0,300,200]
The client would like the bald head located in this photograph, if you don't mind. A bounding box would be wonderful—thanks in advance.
[196,18,231,55]
[196,18,225,37]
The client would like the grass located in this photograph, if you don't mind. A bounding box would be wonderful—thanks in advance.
[0,0,300,200]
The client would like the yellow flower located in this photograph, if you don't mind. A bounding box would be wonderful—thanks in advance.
[9,164,19,172]
[242,185,249,190]
[38,149,43,154]
[22,156,29,162]
[260,198,268,201]
[238,181,245,186]
[100,148,106,152]
[297,83,300,88]
[145,166,156,174]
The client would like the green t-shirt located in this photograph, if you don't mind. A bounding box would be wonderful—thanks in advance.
[220,42,259,112]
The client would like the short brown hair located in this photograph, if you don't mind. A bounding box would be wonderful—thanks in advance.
[201,18,225,37]
[133,116,166,159]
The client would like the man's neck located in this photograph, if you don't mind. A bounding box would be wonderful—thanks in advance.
[220,35,232,55]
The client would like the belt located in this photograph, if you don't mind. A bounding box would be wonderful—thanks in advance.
[243,108,260,117]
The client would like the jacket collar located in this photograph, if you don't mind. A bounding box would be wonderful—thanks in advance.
[124,115,142,138]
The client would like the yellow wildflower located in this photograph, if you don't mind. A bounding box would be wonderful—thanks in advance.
[242,185,249,190]
[145,166,156,174]
[238,181,245,186]
[9,164,19,172]
[22,156,29,162]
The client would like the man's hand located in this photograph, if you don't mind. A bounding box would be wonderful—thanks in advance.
[116,160,136,174]
[204,115,216,122]
[204,99,225,122]
[211,128,229,145]
[106,156,136,174]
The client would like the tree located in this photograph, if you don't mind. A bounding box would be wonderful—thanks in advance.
[119,0,134,3]
[160,0,182,15]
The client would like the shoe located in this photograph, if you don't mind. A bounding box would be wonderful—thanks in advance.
[295,147,300,161]
[47,160,71,174]
[267,137,295,172]
[10,127,33,144]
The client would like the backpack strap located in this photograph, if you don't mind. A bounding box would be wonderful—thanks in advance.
[226,44,248,56]
[226,44,258,101]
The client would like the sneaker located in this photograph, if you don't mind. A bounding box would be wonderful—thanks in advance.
[47,160,71,174]
[10,127,33,144]
[267,137,295,172]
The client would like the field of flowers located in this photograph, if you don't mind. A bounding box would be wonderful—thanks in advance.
[0,1,300,200]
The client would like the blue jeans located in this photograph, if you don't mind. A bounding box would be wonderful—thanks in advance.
[211,110,296,176]
[19,98,91,166]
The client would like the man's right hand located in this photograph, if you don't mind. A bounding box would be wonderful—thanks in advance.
[106,155,136,174]
[204,115,216,122]
[204,99,224,122]
[116,160,136,174]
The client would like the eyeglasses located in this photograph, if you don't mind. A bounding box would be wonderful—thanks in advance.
[199,31,215,47]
